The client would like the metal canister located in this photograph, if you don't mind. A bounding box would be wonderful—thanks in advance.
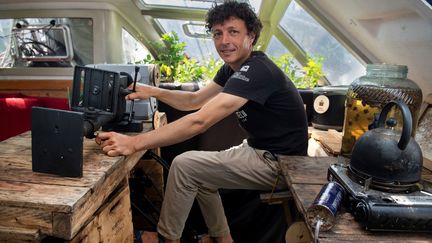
[306,181,345,231]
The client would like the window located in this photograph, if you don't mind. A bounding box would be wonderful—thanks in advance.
[0,18,93,68]
[279,1,364,85]
[12,24,73,62]
[266,36,289,57]
[157,18,220,61]
[122,28,152,64]
[0,19,13,67]
[140,0,262,13]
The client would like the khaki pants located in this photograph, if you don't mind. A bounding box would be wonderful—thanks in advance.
[157,140,287,240]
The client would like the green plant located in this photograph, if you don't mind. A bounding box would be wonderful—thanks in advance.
[201,57,224,83]
[139,31,186,81]
[176,57,206,83]
[175,56,224,84]
[271,53,324,89]
[138,31,224,83]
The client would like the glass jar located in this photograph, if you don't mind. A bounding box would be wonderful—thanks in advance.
[341,64,423,157]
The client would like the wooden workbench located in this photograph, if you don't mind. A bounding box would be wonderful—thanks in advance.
[279,156,432,242]
[0,120,156,242]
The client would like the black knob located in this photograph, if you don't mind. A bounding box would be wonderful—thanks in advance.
[354,202,368,224]
[386,118,397,128]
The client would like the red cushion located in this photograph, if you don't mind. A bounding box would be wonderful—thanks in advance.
[0,95,69,141]
[0,97,42,141]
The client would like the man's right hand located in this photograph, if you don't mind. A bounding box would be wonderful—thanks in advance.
[126,83,156,100]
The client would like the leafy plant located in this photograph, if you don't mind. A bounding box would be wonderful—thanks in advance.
[138,31,223,83]
[201,57,224,83]
[271,53,324,89]
[175,56,224,84]
[139,31,186,81]
[176,57,206,83]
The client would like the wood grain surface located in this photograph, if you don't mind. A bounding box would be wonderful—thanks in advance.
[280,156,432,242]
[0,120,152,240]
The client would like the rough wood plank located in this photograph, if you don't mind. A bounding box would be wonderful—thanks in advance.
[97,181,134,243]
[0,136,32,155]
[51,173,126,239]
[0,155,105,187]
[0,225,41,243]
[0,118,154,240]
[310,129,342,155]
[0,79,72,98]
[0,206,51,235]
[67,180,133,243]
[0,180,88,212]
[51,153,144,240]
[68,218,100,243]
[423,156,432,173]
[0,79,72,90]
[279,156,338,185]
[260,190,292,204]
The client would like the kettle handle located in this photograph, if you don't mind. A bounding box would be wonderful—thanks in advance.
[377,100,412,150]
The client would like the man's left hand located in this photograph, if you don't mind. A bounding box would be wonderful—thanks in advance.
[95,132,136,156]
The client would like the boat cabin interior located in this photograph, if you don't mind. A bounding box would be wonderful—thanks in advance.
[0,0,431,242]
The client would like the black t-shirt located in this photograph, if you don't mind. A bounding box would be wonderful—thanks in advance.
[214,51,308,155]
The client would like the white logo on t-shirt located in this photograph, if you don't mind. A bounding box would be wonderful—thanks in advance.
[232,72,250,82]
[236,110,248,122]
[240,65,250,72]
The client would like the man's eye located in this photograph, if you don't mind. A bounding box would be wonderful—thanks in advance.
[229,30,239,35]
[213,32,221,38]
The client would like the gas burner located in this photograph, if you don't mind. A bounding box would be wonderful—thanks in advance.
[347,165,420,193]
[327,163,432,232]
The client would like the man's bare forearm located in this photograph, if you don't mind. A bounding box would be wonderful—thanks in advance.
[152,87,200,111]
[150,82,222,111]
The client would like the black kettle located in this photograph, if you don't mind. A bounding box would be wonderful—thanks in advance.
[350,100,423,184]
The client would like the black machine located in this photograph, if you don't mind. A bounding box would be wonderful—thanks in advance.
[328,101,432,232]
[70,65,144,137]
[32,66,145,177]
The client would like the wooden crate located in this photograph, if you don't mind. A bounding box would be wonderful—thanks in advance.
[69,179,134,243]
[0,226,41,243]
[0,179,133,243]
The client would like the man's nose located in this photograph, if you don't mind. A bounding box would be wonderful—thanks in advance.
[221,32,230,44]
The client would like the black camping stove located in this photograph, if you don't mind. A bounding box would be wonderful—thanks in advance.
[328,162,432,232]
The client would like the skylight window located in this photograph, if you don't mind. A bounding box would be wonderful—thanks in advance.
[142,0,222,8]
[140,0,262,13]
[157,19,220,61]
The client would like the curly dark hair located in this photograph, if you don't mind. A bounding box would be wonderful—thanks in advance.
[205,1,263,46]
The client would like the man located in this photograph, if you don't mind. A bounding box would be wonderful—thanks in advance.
[96,1,308,242]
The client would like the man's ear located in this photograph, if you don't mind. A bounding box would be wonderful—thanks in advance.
[248,33,256,45]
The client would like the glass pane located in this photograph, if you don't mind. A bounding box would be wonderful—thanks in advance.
[141,0,261,13]
[266,36,289,57]
[266,36,301,67]
[0,18,93,68]
[13,26,71,60]
[0,19,13,67]
[122,28,152,64]
[280,1,365,85]
[266,36,305,84]
[157,18,220,61]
